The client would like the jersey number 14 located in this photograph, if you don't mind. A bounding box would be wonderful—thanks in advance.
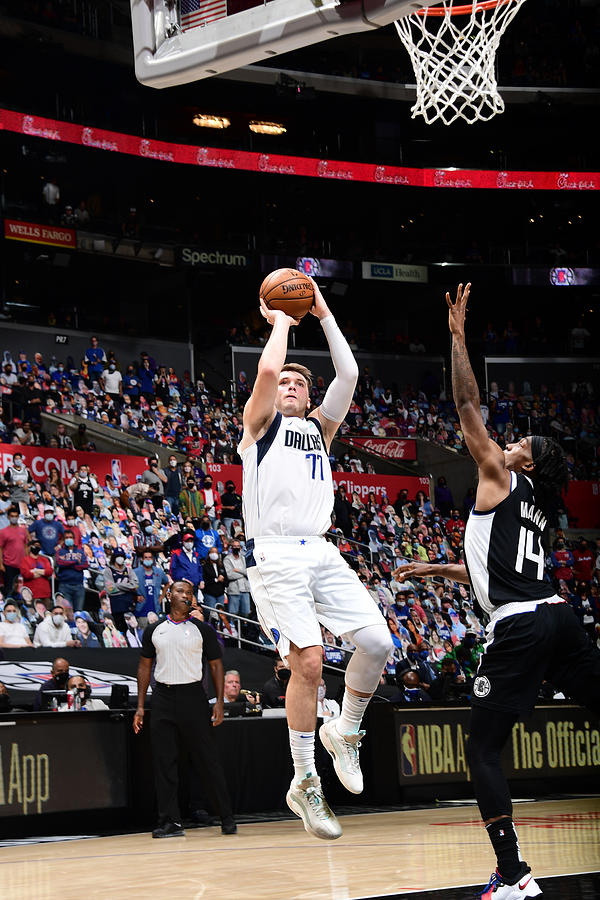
[515,526,544,580]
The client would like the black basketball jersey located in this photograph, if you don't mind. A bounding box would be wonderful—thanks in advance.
[464,471,555,617]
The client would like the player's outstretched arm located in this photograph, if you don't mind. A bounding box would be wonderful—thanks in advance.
[447,284,506,488]
[309,278,358,448]
[242,299,299,444]
[394,560,470,585]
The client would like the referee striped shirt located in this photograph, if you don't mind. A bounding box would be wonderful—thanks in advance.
[141,617,221,684]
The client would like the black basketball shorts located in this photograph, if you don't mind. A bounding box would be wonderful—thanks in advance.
[471,601,600,716]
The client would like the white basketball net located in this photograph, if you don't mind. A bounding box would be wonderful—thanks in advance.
[395,0,528,126]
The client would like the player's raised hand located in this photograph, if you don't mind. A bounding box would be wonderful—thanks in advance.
[446,282,471,336]
[394,561,429,581]
[259,295,301,328]
[307,276,332,321]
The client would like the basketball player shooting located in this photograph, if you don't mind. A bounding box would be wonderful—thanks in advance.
[239,277,392,840]
[445,283,600,899]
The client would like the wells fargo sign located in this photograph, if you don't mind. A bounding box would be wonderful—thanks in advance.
[4,218,76,249]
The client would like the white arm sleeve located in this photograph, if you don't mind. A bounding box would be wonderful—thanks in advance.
[319,315,359,423]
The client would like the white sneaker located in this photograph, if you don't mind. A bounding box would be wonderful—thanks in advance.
[319,720,365,794]
[286,774,342,841]
[478,869,542,899]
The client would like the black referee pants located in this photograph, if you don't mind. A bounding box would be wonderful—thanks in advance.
[151,681,232,824]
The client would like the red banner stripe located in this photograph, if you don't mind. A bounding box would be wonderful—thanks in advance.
[1,108,598,191]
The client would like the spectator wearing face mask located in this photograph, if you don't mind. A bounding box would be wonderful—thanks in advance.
[551,538,575,586]
[134,549,170,626]
[33,604,80,648]
[4,452,34,507]
[20,540,53,603]
[223,541,251,619]
[396,643,436,691]
[100,360,123,407]
[195,515,222,561]
[170,530,204,593]
[0,601,33,647]
[572,538,595,584]
[179,479,205,520]
[164,454,184,514]
[393,669,432,704]
[102,550,139,635]
[61,674,109,711]
[261,658,291,709]
[0,506,29,593]
[200,476,221,527]
[55,530,88,611]
[29,505,64,558]
[220,480,242,538]
[33,656,70,709]
[201,549,227,610]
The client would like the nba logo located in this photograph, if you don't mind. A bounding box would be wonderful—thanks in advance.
[400,724,417,777]
[111,458,122,486]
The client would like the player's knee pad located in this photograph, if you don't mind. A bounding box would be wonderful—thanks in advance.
[344,623,393,694]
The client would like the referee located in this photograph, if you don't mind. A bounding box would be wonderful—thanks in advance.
[134,580,236,838]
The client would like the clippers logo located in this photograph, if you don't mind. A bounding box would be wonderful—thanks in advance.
[0,661,138,696]
[473,675,491,698]
[400,724,417,776]
[550,267,576,286]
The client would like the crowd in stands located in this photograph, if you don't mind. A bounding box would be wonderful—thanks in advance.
[1,336,597,479]
[0,344,598,711]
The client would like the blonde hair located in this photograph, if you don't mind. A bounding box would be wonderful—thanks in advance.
[280,362,313,392]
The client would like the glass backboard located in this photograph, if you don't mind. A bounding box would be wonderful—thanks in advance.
[131,0,433,89]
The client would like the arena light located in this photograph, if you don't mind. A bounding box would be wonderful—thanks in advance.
[192,114,230,129]
[249,121,287,135]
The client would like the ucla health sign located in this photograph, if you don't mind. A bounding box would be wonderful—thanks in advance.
[362,261,428,284]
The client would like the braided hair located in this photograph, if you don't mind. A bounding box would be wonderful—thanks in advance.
[530,435,569,516]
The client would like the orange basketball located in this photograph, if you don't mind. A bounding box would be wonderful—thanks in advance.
[260,268,315,319]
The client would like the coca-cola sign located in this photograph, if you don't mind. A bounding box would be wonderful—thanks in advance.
[341,437,417,461]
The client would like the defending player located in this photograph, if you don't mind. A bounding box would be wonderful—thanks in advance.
[239,278,392,840]
[440,283,600,899]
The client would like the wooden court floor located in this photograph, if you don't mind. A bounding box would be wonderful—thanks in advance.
[2,798,599,900]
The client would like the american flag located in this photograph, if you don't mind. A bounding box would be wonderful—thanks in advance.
[180,0,227,32]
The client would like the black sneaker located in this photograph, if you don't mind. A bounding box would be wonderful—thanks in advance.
[152,820,185,839]
[221,816,237,835]
[184,808,212,829]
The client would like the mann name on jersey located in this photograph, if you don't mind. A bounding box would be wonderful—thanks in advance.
[520,501,547,533]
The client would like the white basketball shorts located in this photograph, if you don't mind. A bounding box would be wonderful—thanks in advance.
[245,535,385,662]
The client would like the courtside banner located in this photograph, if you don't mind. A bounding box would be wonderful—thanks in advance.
[0,444,147,485]
[340,437,417,461]
[4,218,76,249]
[2,108,599,191]
[362,262,428,283]
[395,705,600,784]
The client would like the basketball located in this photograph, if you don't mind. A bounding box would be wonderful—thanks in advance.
[260,268,315,319]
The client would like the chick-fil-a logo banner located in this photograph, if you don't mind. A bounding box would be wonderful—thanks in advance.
[2,108,599,191]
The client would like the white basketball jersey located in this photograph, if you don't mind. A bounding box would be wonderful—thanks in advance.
[240,412,333,538]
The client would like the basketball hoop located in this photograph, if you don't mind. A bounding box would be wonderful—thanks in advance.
[395,0,528,126]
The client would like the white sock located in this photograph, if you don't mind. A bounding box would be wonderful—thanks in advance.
[289,728,316,782]
[336,691,370,735]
